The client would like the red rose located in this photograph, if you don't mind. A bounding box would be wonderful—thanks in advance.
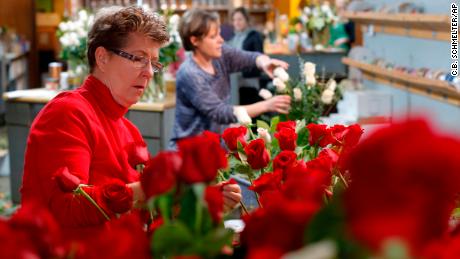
[125,141,150,169]
[274,128,297,151]
[222,126,247,150]
[241,196,318,255]
[141,151,181,199]
[249,170,283,195]
[53,167,80,192]
[276,121,296,132]
[330,124,363,148]
[244,138,270,170]
[205,185,224,223]
[73,214,150,259]
[178,132,228,183]
[100,179,133,214]
[8,202,64,258]
[273,150,297,171]
[246,247,284,259]
[306,123,330,147]
[344,119,460,257]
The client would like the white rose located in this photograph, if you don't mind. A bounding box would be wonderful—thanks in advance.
[77,28,86,38]
[258,88,273,100]
[78,10,88,22]
[304,62,316,76]
[257,128,272,144]
[303,7,311,15]
[321,89,335,104]
[273,78,286,92]
[321,3,331,14]
[326,79,337,91]
[273,67,289,82]
[293,87,302,101]
[59,35,70,47]
[306,76,316,86]
[233,107,252,125]
[59,22,69,32]
[169,14,180,28]
[68,32,80,46]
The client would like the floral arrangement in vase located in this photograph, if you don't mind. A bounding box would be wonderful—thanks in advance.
[142,11,183,102]
[259,60,342,124]
[299,2,338,49]
[57,10,94,88]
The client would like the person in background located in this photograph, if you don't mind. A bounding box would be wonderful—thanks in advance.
[329,0,353,51]
[170,9,291,146]
[21,6,241,229]
[228,7,267,105]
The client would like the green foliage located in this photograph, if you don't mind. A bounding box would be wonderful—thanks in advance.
[150,183,233,258]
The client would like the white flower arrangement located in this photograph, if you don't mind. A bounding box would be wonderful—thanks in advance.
[57,10,94,78]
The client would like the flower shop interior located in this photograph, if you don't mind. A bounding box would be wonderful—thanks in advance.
[0,0,459,258]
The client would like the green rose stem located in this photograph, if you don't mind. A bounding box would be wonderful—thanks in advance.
[247,124,257,140]
[334,168,349,188]
[248,177,262,208]
[135,164,145,173]
[195,194,203,234]
[75,185,111,221]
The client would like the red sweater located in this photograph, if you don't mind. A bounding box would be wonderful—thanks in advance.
[21,75,144,228]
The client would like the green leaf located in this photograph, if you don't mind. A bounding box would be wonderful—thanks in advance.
[270,116,280,132]
[194,227,234,258]
[297,126,310,147]
[256,120,270,130]
[151,221,195,258]
[155,193,174,223]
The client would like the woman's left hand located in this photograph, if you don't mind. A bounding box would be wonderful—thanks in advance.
[218,182,242,212]
[257,55,289,78]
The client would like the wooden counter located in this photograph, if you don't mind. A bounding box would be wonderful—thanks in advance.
[4,88,176,203]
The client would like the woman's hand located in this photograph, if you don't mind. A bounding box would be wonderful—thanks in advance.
[216,182,242,212]
[256,55,289,78]
[126,181,146,202]
[265,95,291,114]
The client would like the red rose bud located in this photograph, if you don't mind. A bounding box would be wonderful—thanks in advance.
[205,185,224,223]
[274,128,297,151]
[273,150,297,171]
[244,139,270,170]
[53,167,80,192]
[276,121,296,132]
[125,141,150,169]
[222,126,247,151]
[141,152,181,199]
[101,179,133,214]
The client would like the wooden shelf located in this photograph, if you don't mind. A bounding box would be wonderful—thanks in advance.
[342,11,450,41]
[342,57,460,106]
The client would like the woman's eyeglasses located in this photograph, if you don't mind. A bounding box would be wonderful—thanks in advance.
[107,48,163,73]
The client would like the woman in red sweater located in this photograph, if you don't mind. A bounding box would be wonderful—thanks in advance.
[20,6,241,228]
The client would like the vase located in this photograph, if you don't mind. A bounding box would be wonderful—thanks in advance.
[142,71,166,102]
[312,28,329,48]
[67,59,88,89]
